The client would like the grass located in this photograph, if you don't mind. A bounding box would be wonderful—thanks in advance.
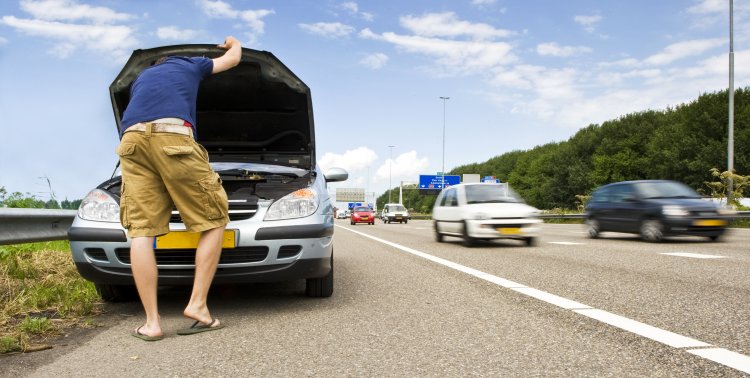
[0,241,102,354]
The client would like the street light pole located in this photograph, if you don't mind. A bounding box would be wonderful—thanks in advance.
[439,96,450,190]
[388,145,395,204]
[728,0,735,204]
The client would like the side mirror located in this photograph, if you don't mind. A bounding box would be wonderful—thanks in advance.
[324,167,348,182]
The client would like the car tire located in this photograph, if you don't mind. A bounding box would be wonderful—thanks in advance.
[306,252,333,297]
[640,219,663,242]
[525,237,538,247]
[708,235,721,242]
[95,284,137,302]
[434,221,443,242]
[404,220,408,224]
[586,218,600,239]
[462,221,476,247]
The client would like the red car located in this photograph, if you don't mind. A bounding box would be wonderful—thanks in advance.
[350,206,375,225]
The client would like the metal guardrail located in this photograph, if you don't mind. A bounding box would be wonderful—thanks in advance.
[0,208,77,246]
[0,209,748,246]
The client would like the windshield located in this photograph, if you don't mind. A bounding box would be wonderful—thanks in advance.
[635,181,701,199]
[354,206,371,212]
[465,184,523,204]
[388,205,406,212]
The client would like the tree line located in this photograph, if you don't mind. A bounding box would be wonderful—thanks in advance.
[378,87,749,212]
[0,186,81,209]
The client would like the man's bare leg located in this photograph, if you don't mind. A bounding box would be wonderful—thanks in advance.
[183,226,225,326]
[130,236,163,337]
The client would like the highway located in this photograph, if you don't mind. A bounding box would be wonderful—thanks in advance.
[7,220,750,376]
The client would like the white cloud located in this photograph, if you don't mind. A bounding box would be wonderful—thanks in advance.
[472,0,497,5]
[19,0,134,24]
[0,36,8,45]
[360,52,388,69]
[360,28,516,73]
[375,151,430,184]
[536,42,592,57]
[687,0,726,14]
[196,0,274,45]
[156,26,200,41]
[400,12,513,40]
[340,2,358,14]
[574,14,602,33]
[299,22,355,38]
[318,147,378,174]
[643,38,724,65]
[0,15,137,60]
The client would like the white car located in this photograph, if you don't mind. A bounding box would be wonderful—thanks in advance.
[432,183,542,247]
[381,203,409,224]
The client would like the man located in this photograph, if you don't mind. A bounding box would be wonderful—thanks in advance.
[117,36,242,341]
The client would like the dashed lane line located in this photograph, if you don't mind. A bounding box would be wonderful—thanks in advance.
[337,225,750,374]
[660,252,726,259]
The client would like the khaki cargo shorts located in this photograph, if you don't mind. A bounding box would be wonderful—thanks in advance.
[116,126,228,238]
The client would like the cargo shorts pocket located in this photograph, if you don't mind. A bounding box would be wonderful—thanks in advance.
[163,145,193,156]
[198,173,228,220]
[116,142,136,157]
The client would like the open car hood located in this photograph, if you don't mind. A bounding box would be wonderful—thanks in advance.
[110,44,315,170]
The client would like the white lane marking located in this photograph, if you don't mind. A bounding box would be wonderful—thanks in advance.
[337,225,750,374]
[660,252,726,259]
[548,241,585,245]
[572,309,709,348]
[688,348,750,373]
[414,227,428,230]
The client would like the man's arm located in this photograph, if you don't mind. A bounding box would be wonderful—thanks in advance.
[212,36,242,74]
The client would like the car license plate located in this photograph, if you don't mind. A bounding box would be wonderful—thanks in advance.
[693,219,727,227]
[497,227,521,235]
[361,216,369,220]
[155,230,236,249]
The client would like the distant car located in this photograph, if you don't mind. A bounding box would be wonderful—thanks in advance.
[335,210,347,219]
[67,44,348,301]
[585,180,733,242]
[345,209,352,218]
[381,203,409,224]
[350,206,375,225]
[432,183,542,247]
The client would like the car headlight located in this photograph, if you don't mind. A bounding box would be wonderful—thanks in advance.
[78,189,120,222]
[264,188,319,220]
[662,205,689,217]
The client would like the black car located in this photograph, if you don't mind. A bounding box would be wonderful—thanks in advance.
[584,180,732,242]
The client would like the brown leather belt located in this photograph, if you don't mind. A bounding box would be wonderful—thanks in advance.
[124,122,193,137]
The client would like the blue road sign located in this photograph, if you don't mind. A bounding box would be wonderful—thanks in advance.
[482,176,500,183]
[419,174,461,190]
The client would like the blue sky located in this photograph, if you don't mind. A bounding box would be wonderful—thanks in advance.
[0,0,748,206]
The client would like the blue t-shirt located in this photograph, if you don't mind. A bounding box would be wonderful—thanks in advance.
[120,56,213,136]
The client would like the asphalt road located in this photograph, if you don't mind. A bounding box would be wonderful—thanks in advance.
[4,220,750,376]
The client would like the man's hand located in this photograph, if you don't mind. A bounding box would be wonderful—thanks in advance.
[217,36,240,50]
[212,36,242,74]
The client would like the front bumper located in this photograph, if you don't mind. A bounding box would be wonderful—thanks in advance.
[660,216,730,237]
[466,218,542,239]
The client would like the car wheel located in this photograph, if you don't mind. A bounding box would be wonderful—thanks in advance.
[350,221,354,225]
[434,221,443,242]
[404,220,408,224]
[586,218,600,239]
[708,235,721,242]
[462,221,476,247]
[95,284,137,302]
[525,237,538,247]
[640,220,663,242]
[306,252,333,297]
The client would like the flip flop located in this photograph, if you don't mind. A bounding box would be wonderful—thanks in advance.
[176,318,225,335]
[131,326,164,342]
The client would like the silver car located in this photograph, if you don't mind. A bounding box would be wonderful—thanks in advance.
[68,45,347,301]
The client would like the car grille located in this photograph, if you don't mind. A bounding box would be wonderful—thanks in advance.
[115,247,269,265]
[84,248,108,262]
[169,204,258,223]
[277,245,302,258]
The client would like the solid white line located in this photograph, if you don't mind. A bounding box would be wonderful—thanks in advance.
[548,241,585,245]
[572,309,709,348]
[336,225,750,373]
[660,252,726,259]
[687,348,750,374]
